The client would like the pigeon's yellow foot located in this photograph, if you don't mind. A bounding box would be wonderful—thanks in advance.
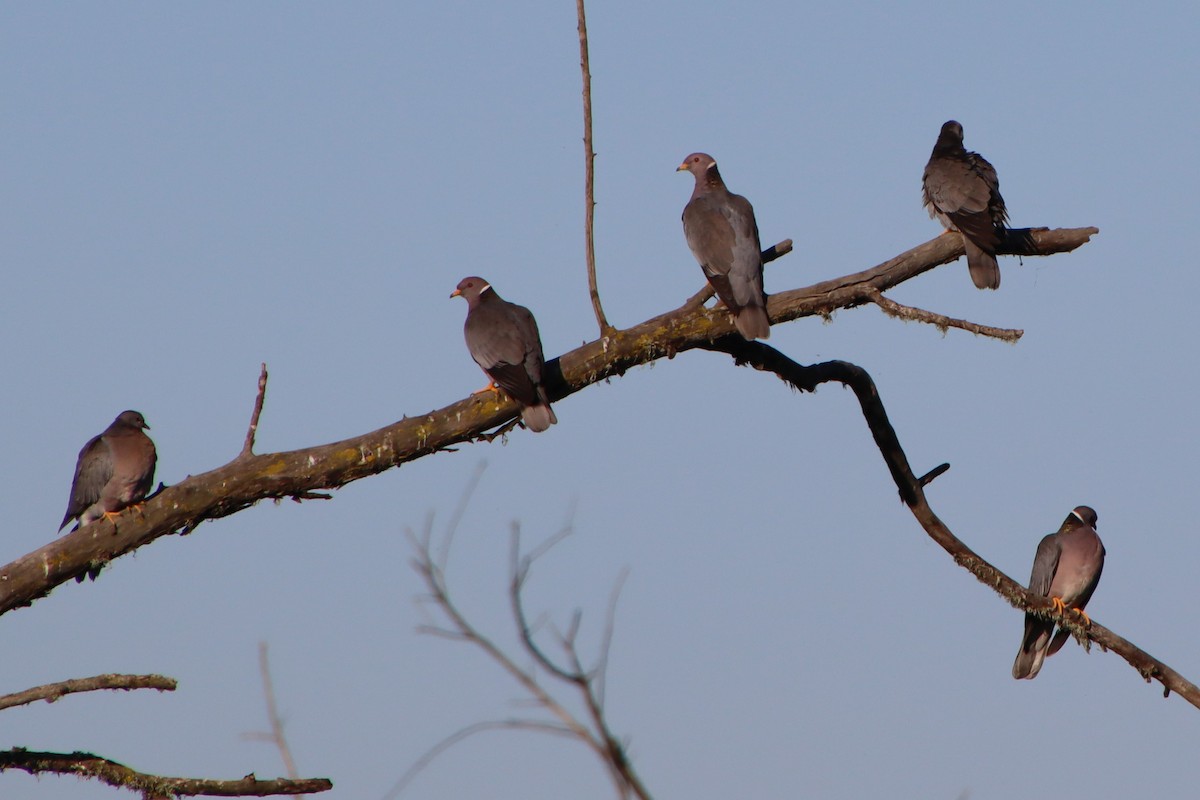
[1049,596,1067,615]
[1071,607,1092,627]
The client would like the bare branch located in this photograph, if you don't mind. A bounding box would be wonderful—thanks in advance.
[0,674,176,712]
[289,491,332,502]
[576,0,613,336]
[464,418,520,444]
[704,338,1200,710]
[866,288,1023,342]
[438,460,488,571]
[593,568,629,709]
[917,463,951,488]
[408,528,598,751]
[761,238,794,264]
[0,749,330,797]
[407,507,651,799]
[250,643,300,783]
[509,524,582,682]
[240,363,269,459]
[380,719,576,800]
[0,226,1096,615]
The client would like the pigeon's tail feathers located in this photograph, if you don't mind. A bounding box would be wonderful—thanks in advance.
[1047,628,1073,657]
[964,239,1001,290]
[521,402,557,433]
[1012,646,1047,680]
[734,305,771,341]
[1012,616,1053,680]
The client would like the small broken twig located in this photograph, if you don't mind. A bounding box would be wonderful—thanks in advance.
[241,363,269,458]
[866,289,1023,342]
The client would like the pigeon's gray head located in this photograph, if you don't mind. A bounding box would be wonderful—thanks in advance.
[1070,505,1099,529]
[677,152,718,179]
[115,410,149,431]
[451,276,493,306]
[936,120,964,148]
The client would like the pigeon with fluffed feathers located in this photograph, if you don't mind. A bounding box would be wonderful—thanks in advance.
[60,410,157,531]
[922,120,1009,290]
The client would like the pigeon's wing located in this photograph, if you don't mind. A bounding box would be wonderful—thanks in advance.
[60,435,113,529]
[466,304,540,406]
[683,194,738,281]
[1028,532,1062,597]
[720,192,766,311]
[510,303,547,386]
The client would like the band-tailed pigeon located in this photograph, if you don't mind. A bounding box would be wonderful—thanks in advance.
[60,410,157,531]
[678,153,770,340]
[452,277,557,433]
[922,121,1009,290]
[1012,505,1105,680]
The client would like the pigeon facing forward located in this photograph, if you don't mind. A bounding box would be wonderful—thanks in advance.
[1012,506,1105,680]
[60,410,157,531]
[922,121,1009,290]
[678,152,770,340]
[452,277,557,433]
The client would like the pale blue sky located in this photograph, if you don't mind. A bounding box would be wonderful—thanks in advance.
[3,2,1199,798]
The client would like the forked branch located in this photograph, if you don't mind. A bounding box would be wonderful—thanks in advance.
[404,517,649,799]
[704,337,1200,709]
[0,226,1096,614]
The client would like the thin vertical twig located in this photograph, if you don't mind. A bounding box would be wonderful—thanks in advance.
[257,642,301,785]
[240,362,269,458]
[577,0,614,337]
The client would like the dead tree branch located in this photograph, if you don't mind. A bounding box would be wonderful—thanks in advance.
[0,226,1096,615]
[240,363,269,459]
[243,643,301,785]
[381,720,576,800]
[0,749,331,798]
[703,337,1200,710]
[866,288,1023,342]
[406,518,650,799]
[0,674,176,712]
[576,0,613,336]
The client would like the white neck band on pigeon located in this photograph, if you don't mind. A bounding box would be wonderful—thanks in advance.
[480,283,493,294]
[1071,510,1085,523]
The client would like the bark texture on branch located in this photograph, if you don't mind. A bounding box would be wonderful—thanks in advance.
[0,749,330,797]
[0,227,1096,615]
[0,674,176,712]
[704,339,1200,710]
